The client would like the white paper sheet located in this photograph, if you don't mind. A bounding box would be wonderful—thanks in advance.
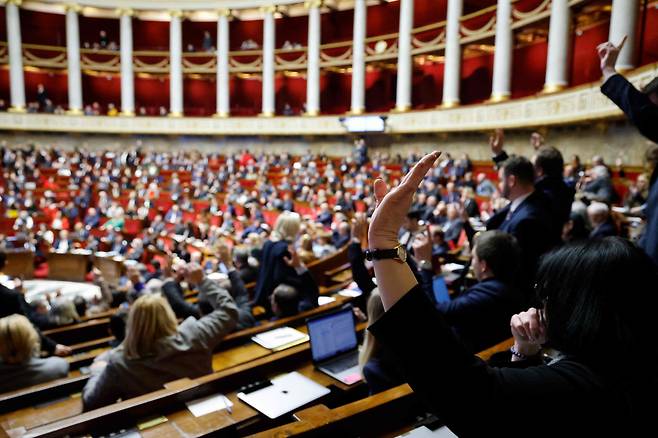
[186,393,233,417]
[251,327,308,350]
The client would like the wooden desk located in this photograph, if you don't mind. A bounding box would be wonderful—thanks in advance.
[17,324,366,438]
[46,252,89,282]
[92,254,124,288]
[3,251,34,279]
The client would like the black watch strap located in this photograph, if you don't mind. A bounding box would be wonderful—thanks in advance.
[365,247,400,261]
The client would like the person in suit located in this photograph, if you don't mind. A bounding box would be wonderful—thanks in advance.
[598,38,658,264]
[581,165,618,204]
[587,202,617,239]
[491,136,574,244]
[211,245,255,330]
[233,246,258,284]
[82,270,238,411]
[0,314,69,393]
[441,203,463,245]
[253,212,318,313]
[481,156,553,296]
[413,229,523,353]
[366,151,658,436]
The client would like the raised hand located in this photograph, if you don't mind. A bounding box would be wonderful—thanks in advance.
[368,151,441,250]
[597,35,627,80]
[489,129,504,156]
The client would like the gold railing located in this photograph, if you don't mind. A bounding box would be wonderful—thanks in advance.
[0,0,582,74]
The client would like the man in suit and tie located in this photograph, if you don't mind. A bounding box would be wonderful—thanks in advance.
[485,156,553,297]
[598,37,658,265]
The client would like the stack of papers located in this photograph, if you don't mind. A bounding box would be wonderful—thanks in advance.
[251,327,309,351]
[186,393,233,417]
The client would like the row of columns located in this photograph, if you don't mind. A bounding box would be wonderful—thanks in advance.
[2,0,644,114]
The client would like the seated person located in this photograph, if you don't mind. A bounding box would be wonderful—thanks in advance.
[414,229,523,353]
[587,202,617,239]
[270,284,300,319]
[233,247,258,284]
[0,314,69,393]
[430,228,449,256]
[82,278,238,410]
[359,290,404,395]
[368,152,657,436]
[162,261,200,320]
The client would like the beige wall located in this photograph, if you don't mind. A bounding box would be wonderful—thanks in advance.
[0,119,652,166]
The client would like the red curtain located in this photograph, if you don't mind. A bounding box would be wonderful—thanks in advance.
[0,7,6,42]
[24,70,68,108]
[182,20,215,52]
[640,5,658,65]
[321,71,351,114]
[570,20,610,86]
[19,9,66,46]
[183,76,215,116]
[461,53,494,105]
[133,19,169,51]
[0,68,9,104]
[79,15,119,49]
[82,73,121,111]
[134,75,169,115]
[511,40,548,98]
[231,76,261,115]
[276,75,306,114]
[414,61,444,108]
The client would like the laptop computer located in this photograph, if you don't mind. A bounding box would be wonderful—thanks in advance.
[433,275,451,304]
[307,306,363,385]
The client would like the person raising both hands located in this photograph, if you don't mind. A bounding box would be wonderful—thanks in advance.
[366,151,657,437]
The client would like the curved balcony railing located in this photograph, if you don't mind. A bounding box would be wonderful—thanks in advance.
[0,0,575,75]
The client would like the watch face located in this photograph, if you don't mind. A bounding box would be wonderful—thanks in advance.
[397,245,407,263]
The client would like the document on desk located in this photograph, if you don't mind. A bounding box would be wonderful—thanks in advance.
[251,326,309,351]
[237,371,330,419]
[186,393,233,417]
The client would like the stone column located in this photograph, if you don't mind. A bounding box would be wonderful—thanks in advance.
[350,0,366,114]
[261,5,276,116]
[305,0,322,116]
[169,10,183,116]
[442,0,463,107]
[395,0,414,111]
[216,9,231,117]
[491,0,512,102]
[66,4,83,114]
[543,0,570,93]
[119,9,135,115]
[5,0,25,112]
[608,0,640,70]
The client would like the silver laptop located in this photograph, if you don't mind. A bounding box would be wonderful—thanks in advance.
[307,306,362,385]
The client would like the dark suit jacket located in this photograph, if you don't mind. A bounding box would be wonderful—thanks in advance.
[534,175,575,242]
[590,220,617,239]
[253,240,319,313]
[602,74,658,265]
[370,286,654,437]
[436,278,522,353]
[486,191,553,294]
[362,349,405,395]
[162,280,200,319]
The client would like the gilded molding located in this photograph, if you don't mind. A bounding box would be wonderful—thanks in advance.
[304,0,323,9]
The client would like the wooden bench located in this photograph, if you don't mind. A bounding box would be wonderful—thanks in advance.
[6,324,368,437]
[252,337,515,437]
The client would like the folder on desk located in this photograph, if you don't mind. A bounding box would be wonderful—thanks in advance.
[251,326,309,351]
[237,371,330,419]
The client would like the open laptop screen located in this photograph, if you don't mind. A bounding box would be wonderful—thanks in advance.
[307,308,357,362]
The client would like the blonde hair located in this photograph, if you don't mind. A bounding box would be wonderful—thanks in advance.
[0,314,40,364]
[273,212,301,242]
[359,290,385,369]
[123,294,178,360]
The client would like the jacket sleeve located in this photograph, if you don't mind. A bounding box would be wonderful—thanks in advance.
[82,361,123,411]
[369,285,594,436]
[347,242,376,295]
[296,270,319,312]
[492,150,509,167]
[601,74,658,144]
[189,278,239,350]
[228,270,250,308]
[162,281,200,319]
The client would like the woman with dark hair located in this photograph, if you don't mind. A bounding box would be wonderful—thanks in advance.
[366,151,657,437]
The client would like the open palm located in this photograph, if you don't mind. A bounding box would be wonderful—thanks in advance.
[368,151,440,249]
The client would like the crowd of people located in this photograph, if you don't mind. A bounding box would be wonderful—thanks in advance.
[0,37,656,434]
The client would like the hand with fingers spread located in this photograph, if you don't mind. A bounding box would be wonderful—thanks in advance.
[369,151,441,309]
[510,307,547,360]
[597,36,627,81]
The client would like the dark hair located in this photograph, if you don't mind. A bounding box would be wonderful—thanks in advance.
[502,155,535,186]
[474,230,521,283]
[536,237,658,373]
[564,212,589,242]
[534,146,564,178]
[0,252,6,271]
[73,296,87,318]
[233,247,250,266]
[272,284,300,317]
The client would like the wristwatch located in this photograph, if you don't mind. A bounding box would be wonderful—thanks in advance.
[365,244,407,264]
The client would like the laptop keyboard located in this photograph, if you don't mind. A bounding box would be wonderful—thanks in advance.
[324,354,359,374]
